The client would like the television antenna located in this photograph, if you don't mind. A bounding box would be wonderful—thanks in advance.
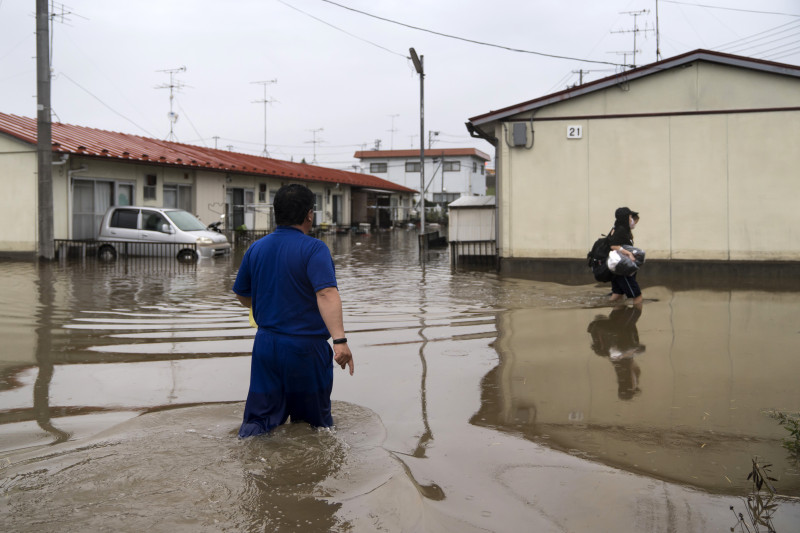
[155,66,187,141]
[251,79,278,157]
[306,128,324,164]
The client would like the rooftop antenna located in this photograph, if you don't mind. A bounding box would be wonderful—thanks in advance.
[306,128,324,164]
[156,66,187,141]
[612,10,652,69]
[655,0,662,61]
[251,79,277,157]
[388,114,399,150]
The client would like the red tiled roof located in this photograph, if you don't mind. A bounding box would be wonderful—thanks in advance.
[0,112,416,193]
[354,148,491,160]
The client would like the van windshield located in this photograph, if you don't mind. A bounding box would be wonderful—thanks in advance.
[165,210,208,231]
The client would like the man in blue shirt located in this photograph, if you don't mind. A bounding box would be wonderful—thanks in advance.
[233,184,354,437]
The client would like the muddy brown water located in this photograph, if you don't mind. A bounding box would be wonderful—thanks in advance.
[1,231,799,532]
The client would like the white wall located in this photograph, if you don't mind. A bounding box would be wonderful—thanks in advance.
[0,136,37,252]
[490,63,800,261]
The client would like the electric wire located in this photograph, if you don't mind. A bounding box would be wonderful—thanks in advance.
[58,73,156,137]
[661,0,800,18]
[276,0,407,59]
[318,0,628,67]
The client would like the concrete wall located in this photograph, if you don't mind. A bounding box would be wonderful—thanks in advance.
[491,62,800,261]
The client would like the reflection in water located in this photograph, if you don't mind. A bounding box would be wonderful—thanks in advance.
[474,290,800,495]
[33,265,69,444]
[587,306,646,400]
[2,234,800,532]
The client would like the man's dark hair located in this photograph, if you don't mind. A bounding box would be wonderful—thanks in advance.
[274,184,315,226]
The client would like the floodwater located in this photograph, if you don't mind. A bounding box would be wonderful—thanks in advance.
[1,231,799,532]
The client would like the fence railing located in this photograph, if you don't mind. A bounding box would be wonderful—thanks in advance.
[55,239,198,262]
[450,240,497,268]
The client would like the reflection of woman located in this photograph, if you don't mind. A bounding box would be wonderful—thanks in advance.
[587,306,646,400]
[608,207,643,307]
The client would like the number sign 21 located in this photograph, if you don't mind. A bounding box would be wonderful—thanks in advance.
[567,125,583,139]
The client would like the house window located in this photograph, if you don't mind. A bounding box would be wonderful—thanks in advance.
[370,162,387,173]
[433,192,460,204]
[481,165,485,175]
[72,178,114,239]
[163,184,192,212]
[259,183,267,202]
[473,162,478,172]
[405,161,420,172]
[144,174,157,200]
[443,161,461,172]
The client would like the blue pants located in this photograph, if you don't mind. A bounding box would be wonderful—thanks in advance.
[239,330,334,438]
[611,273,642,298]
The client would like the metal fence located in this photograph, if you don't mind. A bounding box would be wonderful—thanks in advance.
[450,240,497,268]
[55,239,198,262]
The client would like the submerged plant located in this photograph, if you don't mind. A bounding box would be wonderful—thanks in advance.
[729,458,778,533]
[765,410,800,459]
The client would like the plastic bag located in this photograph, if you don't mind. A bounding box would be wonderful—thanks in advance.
[607,250,622,271]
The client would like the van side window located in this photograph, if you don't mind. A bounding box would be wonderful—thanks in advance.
[142,211,168,232]
[110,208,139,229]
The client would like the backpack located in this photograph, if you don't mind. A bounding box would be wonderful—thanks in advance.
[587,230,614,282]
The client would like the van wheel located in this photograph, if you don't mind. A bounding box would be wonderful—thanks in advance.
[177,249,198,263]
[98,244,117,261]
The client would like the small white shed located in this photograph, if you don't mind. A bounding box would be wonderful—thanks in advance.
[448,196,496,265]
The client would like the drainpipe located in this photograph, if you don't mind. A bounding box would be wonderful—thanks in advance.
[67,163,89,239]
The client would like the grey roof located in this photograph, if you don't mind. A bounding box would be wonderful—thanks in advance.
[448,196,496,208]
[468,49,800,127]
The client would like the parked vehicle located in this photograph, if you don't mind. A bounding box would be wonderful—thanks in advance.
[207,214,225,233]
[97,206,231,261]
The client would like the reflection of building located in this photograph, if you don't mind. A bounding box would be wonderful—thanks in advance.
[472,290,800,495]
[0,113,415,254]
[353,148,491,206]
[466,50,800,269]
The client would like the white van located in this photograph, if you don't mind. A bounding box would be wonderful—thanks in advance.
[97,206,231,261]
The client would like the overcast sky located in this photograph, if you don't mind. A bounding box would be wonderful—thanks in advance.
[2,0,799,170]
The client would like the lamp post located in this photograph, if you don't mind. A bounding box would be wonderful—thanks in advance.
[409,48,426,252]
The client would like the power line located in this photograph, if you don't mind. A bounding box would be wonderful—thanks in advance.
[276,0,406,58]
[661,0,800,18]
[319,0,628,67]
[58,72,155,137]
[713,19,800,52]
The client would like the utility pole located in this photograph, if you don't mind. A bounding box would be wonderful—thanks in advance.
[409,47,426,246]
[572,69,587,85]
[155,66,186,141]
[251,79,277,157]
[388,114,399,150]
[428,130,439,149]
[306,128,324,164]
[36,0,54,260]
[212,136,220,149]
[612,9,651,68]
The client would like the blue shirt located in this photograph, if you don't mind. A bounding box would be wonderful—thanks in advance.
[233,226,337,337]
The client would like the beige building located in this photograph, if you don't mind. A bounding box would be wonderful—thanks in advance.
[0,113,415,255]
[466,50,800,271]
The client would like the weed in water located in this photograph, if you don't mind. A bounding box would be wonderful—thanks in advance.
[729,458,778,533]
[764,410,800,459]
